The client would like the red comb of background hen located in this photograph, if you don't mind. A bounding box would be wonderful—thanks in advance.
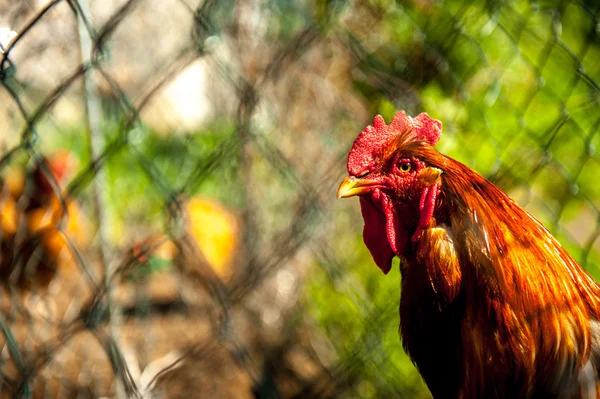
[34,150,72,195]
[347,111,442,175]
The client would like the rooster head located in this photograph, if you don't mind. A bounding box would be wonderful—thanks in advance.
[337,111,443,274]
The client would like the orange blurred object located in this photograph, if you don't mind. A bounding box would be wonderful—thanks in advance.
[125,196,240,283]
[185,196,239,281]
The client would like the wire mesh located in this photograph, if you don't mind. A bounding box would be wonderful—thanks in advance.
[0,0,599,398]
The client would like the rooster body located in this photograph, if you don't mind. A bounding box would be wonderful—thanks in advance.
[338,111,600,398]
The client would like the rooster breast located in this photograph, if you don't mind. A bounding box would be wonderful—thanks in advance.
[399,225,465,398]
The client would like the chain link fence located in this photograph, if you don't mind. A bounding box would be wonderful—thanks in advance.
[0,0,599,398]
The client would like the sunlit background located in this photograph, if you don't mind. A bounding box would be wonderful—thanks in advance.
[0,0,599,397]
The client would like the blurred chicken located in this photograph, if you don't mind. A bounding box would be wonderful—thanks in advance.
[0,151,88,292]
[124,196,239,283]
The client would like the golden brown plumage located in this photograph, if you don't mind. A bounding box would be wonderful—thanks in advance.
[338,111,600,398]
[0,151,87,292]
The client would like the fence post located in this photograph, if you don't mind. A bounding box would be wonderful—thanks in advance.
[73,1,126,398]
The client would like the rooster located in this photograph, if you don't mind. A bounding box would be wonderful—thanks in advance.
[337,111,600,398]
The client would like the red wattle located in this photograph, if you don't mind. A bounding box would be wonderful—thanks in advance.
[382,194,401,255]
[360,190,408,275]
[360,197,394,274]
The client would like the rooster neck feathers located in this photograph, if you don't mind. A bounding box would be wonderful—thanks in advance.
[405,154,600,397]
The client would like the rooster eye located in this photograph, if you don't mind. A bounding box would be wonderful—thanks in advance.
[357,171,369,178]
[399,162,411,173]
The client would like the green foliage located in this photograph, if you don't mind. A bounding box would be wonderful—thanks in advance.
[46,119,240,241]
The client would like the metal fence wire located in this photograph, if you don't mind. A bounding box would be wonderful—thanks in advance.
[0,0,599,398]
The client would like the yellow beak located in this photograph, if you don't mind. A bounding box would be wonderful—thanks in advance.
[337,176,379,199]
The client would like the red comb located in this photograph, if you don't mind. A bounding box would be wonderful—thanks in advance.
[34,150,73,195]
[347,111,442,175]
